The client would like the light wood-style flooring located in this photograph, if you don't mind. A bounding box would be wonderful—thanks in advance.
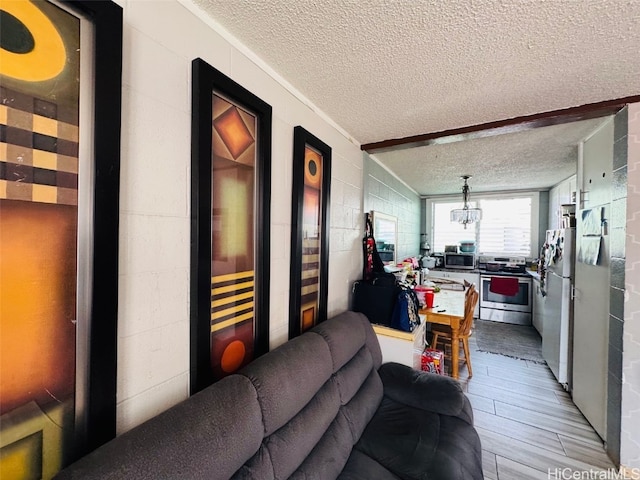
[453,332,616,480]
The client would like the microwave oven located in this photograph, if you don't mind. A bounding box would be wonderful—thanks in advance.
[444,253,475,270]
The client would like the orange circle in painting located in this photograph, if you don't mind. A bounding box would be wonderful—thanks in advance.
[220,340,246,373]
[304,150,322,189]
[0,1,66,81]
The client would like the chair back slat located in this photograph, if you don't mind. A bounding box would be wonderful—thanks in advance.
[461,285,478,336]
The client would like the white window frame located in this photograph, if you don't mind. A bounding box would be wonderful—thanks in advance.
[425,191,540,257]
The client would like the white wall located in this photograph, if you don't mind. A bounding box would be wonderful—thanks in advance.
[115,0,363,433]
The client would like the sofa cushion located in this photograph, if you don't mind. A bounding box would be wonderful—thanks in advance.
[425,414,484,480]
[256,378,341,479]
[340,369,383,444]
[239,331,333,436]
[288,411,354,479]
[311,311,382,371]
[55,375,263,480]
[354,397,440,479]
[378,362,473,423]
[355,397,483,480]
[338,450,401,480]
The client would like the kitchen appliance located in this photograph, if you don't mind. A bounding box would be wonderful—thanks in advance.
[459,241,476,253]
[444,245,458,253]
[420,234,430,253]
[432,253,444,268]
[444,252,475,270]
[479,256,532,325]
[477,256,528,273]
[421,256,436,269]
[540,228,575,389]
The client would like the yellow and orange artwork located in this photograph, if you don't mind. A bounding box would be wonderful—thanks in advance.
[208,94,258,379]
[1,1,82,478]
[299,145,323,332]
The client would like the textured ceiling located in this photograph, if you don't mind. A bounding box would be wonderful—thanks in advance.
[189,0,640,194]
[372,117,609,195]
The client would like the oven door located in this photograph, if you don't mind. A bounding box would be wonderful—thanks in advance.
[480,275,532,313]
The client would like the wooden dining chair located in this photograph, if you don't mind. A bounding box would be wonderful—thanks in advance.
[431,284,479,378]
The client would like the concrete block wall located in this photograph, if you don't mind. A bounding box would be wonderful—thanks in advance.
[363,153,421,261]
[115,0,363,433]
[620,103,640,470]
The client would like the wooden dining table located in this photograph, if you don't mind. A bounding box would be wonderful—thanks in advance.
[419,289,466,380]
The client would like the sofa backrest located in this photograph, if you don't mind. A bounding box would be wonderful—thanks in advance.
[54,311,383,480]
[233,311,383,479]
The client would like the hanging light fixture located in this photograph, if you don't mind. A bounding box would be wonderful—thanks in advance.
[450,175,482,229]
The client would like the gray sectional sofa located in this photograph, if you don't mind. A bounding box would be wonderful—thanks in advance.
[55,311,483,479]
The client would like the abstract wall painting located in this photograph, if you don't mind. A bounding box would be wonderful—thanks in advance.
[0,0,122,476]
[289,126,331,338]
[191,59,271,393]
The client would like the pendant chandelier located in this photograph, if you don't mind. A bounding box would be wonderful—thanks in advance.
[450,175,482,229]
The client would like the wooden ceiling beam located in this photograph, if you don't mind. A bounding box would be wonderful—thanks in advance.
[361,95,640,154]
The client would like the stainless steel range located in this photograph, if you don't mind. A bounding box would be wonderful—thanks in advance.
[478,256,532,325]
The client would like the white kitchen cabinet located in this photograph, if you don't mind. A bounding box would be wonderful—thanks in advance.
[425,270,480,318]
[532,277,544,336]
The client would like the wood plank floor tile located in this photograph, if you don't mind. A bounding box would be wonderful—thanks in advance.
[494,402,602,446]
[555,391,577,405]
[485,364,558,386]
[466,392,495,414]
[495,455,550,480]
[492,396,592,427]
[474,409,565,455]
[477,426,607,473]
[467,375,560,405]
[467,372,562,402]
[482,450,498,480]
[558,435,615,470]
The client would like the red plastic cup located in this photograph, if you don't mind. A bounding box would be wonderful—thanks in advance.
[425,291,435,308]
[415,286,435,307]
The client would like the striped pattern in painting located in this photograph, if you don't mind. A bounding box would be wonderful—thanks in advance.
[211,270,254,332]
[301,238,320,319]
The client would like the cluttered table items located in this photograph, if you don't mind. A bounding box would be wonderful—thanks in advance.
[419,290,466,380]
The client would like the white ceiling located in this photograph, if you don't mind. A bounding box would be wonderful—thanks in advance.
[189,0,640,194]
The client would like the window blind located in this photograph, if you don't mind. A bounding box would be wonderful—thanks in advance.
[430,196,533,256]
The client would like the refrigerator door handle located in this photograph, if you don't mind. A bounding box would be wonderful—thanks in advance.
[571,284,576,300]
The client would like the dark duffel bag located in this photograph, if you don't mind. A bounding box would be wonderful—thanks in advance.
[352,275,399,327]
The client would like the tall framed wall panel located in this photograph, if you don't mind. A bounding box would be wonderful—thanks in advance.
[0,0,122,475]
[289,126,331,338]
[190,58,271,394]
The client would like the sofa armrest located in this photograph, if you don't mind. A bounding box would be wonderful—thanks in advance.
[378,362,473,424]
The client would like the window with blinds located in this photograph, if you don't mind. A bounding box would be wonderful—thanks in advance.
[430,196,534,257]
[477,197,531,256]
[432,201,478,252]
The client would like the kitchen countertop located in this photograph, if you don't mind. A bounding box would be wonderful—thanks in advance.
[427,267,481,274]
[429,267,531,277]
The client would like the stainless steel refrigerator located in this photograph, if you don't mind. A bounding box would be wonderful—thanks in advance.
[541,228,575,389]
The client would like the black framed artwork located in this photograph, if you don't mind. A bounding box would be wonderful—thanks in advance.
[289,126,331,338]
[0,0,122,474]
[190,58,272,394]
